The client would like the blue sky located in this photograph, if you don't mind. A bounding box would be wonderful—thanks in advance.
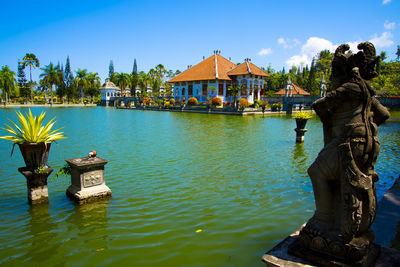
[0,0,399,82]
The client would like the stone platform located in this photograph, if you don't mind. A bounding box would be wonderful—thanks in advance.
[262,227,400,267]
[263,176,400,267]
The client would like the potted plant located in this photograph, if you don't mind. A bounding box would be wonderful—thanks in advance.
[0,109,66,168]
[293,111,313,129]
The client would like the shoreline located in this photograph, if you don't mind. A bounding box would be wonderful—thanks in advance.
[0,104,97,108]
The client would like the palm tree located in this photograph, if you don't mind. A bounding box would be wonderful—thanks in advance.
[155,64,167,81]
[0,66,18,104]
[114,72,130,97]
[22,53,40,103]
[86,72,101,103]
[75,69,88,103]
[138,72,149,98]
[40,63,60,105]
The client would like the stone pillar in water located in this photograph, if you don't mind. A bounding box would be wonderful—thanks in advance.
[18,167,53,204]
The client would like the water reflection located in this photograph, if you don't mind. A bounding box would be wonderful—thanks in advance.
[26,204,59,262]
[66,201,110,252]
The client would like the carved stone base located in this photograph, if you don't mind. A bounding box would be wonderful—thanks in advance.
[295,128,307,143]
[293,226,377,266]
[18,166,53,204]
[66,184,112,205]
[289,236,380,267]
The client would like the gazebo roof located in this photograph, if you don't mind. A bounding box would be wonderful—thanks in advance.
[275,84,310,96]
[100,80,121,91]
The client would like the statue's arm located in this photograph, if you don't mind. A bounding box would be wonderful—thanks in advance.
[371,98,390,125]
[312,89,344,122]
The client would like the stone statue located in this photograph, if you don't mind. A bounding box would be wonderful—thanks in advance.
[296,42,390,265]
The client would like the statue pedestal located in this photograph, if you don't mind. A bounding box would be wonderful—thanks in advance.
[262,225,400,267]
[295,128,307,143]
[65,157,111,204]
[18,166,53,204]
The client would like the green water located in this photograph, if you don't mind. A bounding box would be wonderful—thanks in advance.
[0,107,399,266]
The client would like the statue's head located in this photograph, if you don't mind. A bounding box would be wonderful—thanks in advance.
[330,42,379,89]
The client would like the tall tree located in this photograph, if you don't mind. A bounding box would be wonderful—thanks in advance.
[109,60,114,78]
[396,45,400,61]
[306,59,317,94]
[0,66,18,104]
[377,51,387,75]
[64,56,75,103]
[132,59,137,74]
[40,62,60,105]
[129,72,139,96]
[56,65,66,101]
[75,69,88,103]
[17,61,29,102]
[22,53,39,103]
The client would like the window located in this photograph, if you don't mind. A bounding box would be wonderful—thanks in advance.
[188,85,193,95]
[218,84,224,95]
[202,84,207,95]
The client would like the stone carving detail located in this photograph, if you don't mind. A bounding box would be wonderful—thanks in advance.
[296,42,390,265]
[83,170,103,187]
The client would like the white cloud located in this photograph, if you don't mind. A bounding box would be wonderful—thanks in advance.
[382,0,391,4]
[384,20,396,30]
[286,37,337,67]
[277,37,301,49]
[284,32,393,68]
[258,48,272,56]
[369,31,394,48]
[277,37,287,48]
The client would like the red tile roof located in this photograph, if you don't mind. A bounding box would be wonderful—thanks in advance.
[227,62,270,77]
[168,54,237,83]
[275,84,310,96]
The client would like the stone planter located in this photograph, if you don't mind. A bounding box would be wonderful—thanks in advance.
[294,118,308,143]
[18,142,51,168]
[66,156,111,204]
[295,118,308,129]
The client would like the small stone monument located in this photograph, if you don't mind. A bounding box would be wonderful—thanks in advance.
[66,151,111,204]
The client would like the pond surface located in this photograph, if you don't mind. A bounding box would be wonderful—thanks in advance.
[0,107,399,266]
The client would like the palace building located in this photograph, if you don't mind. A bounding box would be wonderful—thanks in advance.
[168,51,270,104]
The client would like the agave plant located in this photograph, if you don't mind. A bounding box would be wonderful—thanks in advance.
[293,111,313,120]
[0,109,66,144]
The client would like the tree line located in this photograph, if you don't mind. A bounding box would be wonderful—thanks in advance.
[0,54,182,105]
[263,45,400,97]
[1,46,399,105]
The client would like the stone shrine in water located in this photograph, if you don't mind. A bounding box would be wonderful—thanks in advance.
[66,154,111,204]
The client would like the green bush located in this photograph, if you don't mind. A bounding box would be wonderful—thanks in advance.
[156,99,164,106]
